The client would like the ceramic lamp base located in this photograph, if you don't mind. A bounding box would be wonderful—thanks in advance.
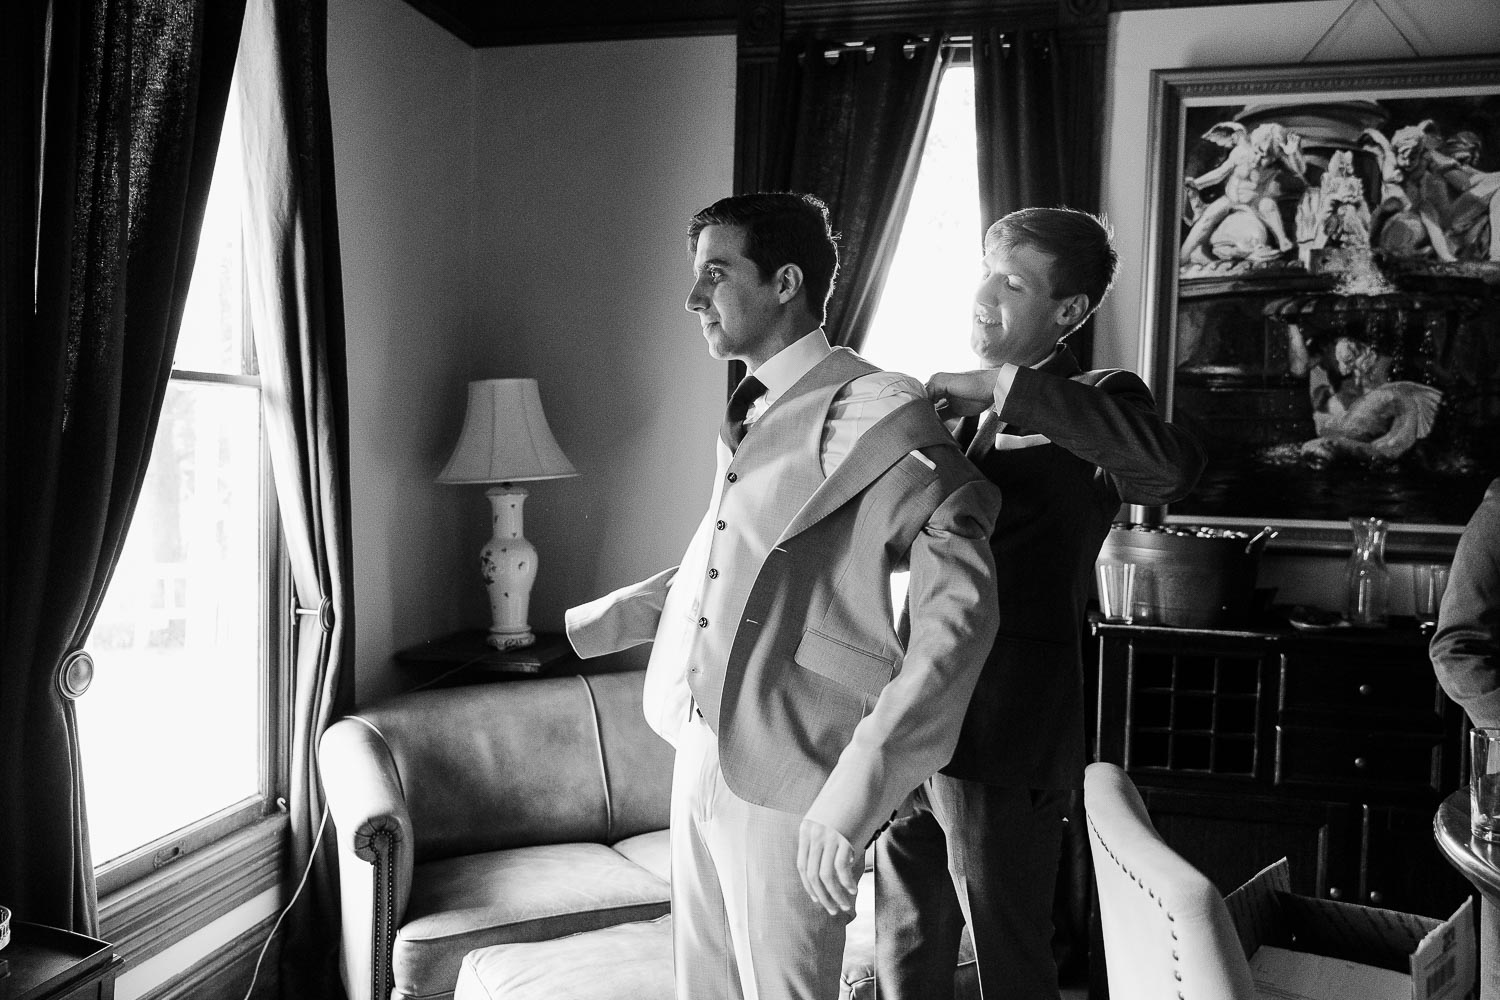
[481,484,539,650]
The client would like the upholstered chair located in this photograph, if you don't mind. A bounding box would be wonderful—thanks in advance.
[318,671,673,1000]
[1083,762,1256,1000]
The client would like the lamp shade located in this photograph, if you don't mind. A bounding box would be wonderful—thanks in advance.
[437,378,578,484]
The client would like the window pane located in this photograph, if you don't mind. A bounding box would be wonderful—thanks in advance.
[79,380,263,865]
[861,66,982,382]
[174,87,247,376]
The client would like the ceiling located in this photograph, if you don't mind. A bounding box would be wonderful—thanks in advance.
[400,0,738,46]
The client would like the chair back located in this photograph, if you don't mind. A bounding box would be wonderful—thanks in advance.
[1084,762,1256,1000]
[335,670,671,863]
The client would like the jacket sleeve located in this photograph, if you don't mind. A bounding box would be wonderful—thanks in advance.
[565,565,678,658]
[1431,479,1500,727]
[1001,364,1205,506]
[802,473,1001,849]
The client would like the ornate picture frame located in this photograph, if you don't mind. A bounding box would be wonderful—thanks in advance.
[1140,56,1500,556]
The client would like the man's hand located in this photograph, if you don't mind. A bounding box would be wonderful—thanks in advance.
[797,818,860,916]
[925,370,1000,418]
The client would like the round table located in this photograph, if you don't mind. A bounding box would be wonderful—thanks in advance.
[1435,789,1500,999]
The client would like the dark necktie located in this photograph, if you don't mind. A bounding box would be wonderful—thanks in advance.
[719,375,766,454]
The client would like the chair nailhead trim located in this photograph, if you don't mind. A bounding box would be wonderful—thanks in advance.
[1087,810,1188,998]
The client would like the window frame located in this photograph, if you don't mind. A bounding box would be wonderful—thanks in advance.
[94,329,292,964]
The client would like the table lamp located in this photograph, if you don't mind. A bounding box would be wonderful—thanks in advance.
[438,378,578,649]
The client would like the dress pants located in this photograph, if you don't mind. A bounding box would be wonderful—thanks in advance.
[670,710,852,1000]
[874,775,1068,1000]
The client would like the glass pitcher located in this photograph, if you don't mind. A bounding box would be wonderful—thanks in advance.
[1345,516,1390,626]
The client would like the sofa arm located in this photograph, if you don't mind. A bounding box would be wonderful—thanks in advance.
[320,716,417,1000]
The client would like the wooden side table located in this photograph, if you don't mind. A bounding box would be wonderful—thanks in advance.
[0,922,121,1000]
[395,630,579,689]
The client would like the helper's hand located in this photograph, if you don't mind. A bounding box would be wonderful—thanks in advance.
[797,817,860,916]
[925,370,998,418]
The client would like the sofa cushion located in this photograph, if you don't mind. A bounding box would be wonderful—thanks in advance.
[455,915,675,1000]
[395,843,670,1000]
[611,829,669,883]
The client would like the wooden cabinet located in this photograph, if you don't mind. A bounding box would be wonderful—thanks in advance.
[0,922,121,1000]
[1093,620,1472,918]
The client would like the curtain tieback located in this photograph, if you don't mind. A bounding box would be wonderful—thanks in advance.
[292,595,335,633]
[57,649,95,700]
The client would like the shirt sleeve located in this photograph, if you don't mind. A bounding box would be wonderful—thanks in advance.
[821,372,926,476]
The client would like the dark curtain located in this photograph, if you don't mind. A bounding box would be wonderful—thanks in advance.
[768,34,947,350]
[1,0,245,934]
[237,0,356,995]
[973,26,1106,361]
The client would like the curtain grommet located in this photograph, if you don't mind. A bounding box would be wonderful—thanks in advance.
[319,596,335,633]
[57,649,95,700]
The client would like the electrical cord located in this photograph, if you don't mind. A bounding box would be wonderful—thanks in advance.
[242,802,331,1000]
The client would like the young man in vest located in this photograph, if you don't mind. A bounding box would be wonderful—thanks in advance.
[566,192,1002,1000]
[875,207,1206,999]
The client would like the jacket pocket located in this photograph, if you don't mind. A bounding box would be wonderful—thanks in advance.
[794,628,895,700]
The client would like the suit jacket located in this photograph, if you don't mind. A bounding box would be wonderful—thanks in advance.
[1431,477,1500,728]
[944,342,1204,789]
[568,352,1001,849]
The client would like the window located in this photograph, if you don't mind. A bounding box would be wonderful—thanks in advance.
[861,63,982,381]
[77,83,286,894]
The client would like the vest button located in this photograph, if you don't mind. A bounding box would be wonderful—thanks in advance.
[726,472,738,483]
[716,520,726,530]
[708,568,719,579]
[698,617,709,628]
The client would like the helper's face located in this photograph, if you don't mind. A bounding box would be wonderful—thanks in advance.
[685,224,782,365]
[970,241,1073,368]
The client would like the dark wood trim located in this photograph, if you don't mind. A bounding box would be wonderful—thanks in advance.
[402,0,1313,48]
[99,813,287,969]
[139,911,282,1000]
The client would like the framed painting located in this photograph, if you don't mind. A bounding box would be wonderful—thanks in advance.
[1140,56,1500,555]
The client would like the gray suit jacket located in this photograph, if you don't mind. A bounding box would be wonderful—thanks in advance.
[569,385,1000,849]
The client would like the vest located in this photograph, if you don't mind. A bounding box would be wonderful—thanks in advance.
[686,348,879,731]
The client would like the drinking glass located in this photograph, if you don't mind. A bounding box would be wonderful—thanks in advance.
[1471,727,1500,842]
[1097,563,1137,624]
[1412,563,1450,629]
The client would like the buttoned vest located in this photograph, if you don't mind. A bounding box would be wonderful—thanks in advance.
[686,348,879,731]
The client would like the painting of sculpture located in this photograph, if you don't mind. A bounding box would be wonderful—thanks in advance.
[1143,58,1500,543]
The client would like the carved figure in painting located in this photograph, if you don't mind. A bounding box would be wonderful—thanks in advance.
[1319,150,1372,249]
[1181,121,1308,266]
[1363,121,1500,261]
[1288,331,1443,464]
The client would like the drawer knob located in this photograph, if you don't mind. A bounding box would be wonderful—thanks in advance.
[1369,890,1384,905]
[1328,886,1342,900]
[1354,756,1368,770]
[1358,683,1373,697]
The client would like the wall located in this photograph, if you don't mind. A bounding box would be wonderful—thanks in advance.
[330,0,479,705]
[461,37,735,673]
[1096,0,1500,605]
[332,16,735,704]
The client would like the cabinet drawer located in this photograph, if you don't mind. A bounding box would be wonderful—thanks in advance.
[1275,726,1442,794]
[1280,659,1442,718]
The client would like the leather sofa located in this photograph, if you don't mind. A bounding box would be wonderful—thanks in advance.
[320,669,973,1000]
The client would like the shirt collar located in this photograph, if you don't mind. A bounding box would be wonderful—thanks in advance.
[751,328,832,406]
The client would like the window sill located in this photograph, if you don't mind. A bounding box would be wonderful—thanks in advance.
[99,812,287,966]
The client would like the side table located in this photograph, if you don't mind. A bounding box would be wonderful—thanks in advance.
[0,921,121,1000]
[395,630,578,689]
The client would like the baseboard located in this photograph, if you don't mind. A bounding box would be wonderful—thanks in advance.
[140,912,282,1000]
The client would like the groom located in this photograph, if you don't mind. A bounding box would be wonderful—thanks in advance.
[566,191,1001,1000]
